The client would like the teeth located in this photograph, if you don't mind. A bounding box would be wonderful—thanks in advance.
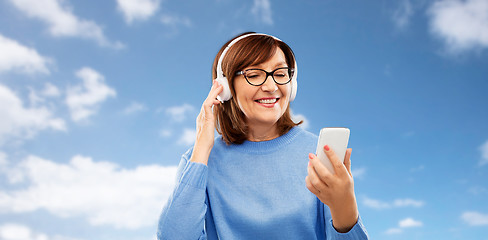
[258,98,277,104]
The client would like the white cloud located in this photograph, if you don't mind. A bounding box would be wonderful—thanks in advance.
[41,82,61,98]
[28,87,44,107]
[393,198,425,207]
[351,167,366,179]
[0,154,178,229]
[251,0,273,25]
[392,0,413,29]
[0,223,48,240]
[0,223,83,240]
[165,104,194,122]
[428,0,488,54]
[7,0,123,49]
[159,12,192,38]
[0,152,23,184]
[384,217,423,234]
[461,211,488,226]
[363,196,424,209]
[159,129,172,138]
[0,84,66,146]
[116,0,160,24]
[0,34,51,74]
[161,13,192,28]
[290,110,309,129]
[478,140,488,166]
[178,128,196,146]
[122,102,147,115]
[27,83,60,107]
[399,217,423,228]
[402,131,415,138]
[27,83,61,107]
[468,186,487,195]
[66,67,116,122]
[410,164,425,172]
[363,196,391,209]
[384,227,403,234]
[0,152,7,166]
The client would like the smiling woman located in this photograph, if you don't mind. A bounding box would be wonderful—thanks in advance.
[213,33,301,143]
[157,32,369,240]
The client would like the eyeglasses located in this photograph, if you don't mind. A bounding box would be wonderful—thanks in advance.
[236,67,294,86]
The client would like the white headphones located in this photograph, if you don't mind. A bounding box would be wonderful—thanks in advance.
[215,33,298,102]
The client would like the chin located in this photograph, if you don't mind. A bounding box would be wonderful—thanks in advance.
[249,116,281,126]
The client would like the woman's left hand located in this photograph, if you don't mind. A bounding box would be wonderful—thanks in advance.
[305,145,359,233]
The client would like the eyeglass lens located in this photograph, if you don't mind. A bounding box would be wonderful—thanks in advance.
[243,68,291,86]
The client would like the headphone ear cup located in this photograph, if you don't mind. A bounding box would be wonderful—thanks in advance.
[289,64,297,102]
[216,76,232,102]
[290,76,297,102]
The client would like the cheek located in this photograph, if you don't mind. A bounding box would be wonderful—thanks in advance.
[280,85,291,104]
[234,83,254,113]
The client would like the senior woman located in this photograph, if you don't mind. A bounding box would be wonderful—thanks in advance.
[157,32,369,239]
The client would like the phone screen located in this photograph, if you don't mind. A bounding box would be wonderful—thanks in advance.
[315,127,350,174]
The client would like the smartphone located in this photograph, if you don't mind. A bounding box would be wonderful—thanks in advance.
[315,127,350,174]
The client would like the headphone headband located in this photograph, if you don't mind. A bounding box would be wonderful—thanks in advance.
[216,33,282,78]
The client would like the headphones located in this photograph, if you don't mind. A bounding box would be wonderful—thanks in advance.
[215,33,298,102]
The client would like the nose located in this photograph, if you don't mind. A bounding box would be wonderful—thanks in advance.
[260,75,278,92]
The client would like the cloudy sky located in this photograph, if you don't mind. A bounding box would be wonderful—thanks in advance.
[0,0,487,239]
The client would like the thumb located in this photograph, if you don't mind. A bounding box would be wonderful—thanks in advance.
[344,148,352,177]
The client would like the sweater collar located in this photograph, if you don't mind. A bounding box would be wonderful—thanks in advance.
[226,127,302,154]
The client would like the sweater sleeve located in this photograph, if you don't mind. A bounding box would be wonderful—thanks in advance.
[157,149,209,240]
[324,204,369,240]
[326,216,369,240]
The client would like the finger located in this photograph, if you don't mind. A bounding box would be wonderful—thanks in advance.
[203,85,223,110]
[344,148,352,177]
[307,159,328,190]
[305,175,321,195]
[208,81,223,100]
[205,80,219,100]
[323,145,347,176]
[308,153,335,184]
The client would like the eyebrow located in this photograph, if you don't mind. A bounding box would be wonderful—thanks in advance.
[273,62,288,68]
[247,61,288,69]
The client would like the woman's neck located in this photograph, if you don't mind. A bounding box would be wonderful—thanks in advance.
[247,123,279,142]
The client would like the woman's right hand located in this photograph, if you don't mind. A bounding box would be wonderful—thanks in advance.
[190,80,223,165]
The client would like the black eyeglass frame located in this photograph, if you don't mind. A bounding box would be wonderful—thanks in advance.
[235,67,295,86]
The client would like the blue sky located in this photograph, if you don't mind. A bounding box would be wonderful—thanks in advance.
[0,0,487,239]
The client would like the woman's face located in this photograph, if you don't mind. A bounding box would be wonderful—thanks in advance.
[233,47,291,128]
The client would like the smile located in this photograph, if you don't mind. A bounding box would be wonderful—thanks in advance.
[257,98,277,104]
[254,98,280,107]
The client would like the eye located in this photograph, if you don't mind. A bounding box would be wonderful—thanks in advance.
[246,74,259,79]
[245,70,262,79]
[274,70,288,78]
[274,73,286,77]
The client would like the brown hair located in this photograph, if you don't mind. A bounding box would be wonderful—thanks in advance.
[212,32,303,145]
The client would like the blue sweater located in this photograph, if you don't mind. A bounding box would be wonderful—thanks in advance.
[158,127,369,239]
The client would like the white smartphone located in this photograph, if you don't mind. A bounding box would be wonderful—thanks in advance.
[315,127,350,174]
